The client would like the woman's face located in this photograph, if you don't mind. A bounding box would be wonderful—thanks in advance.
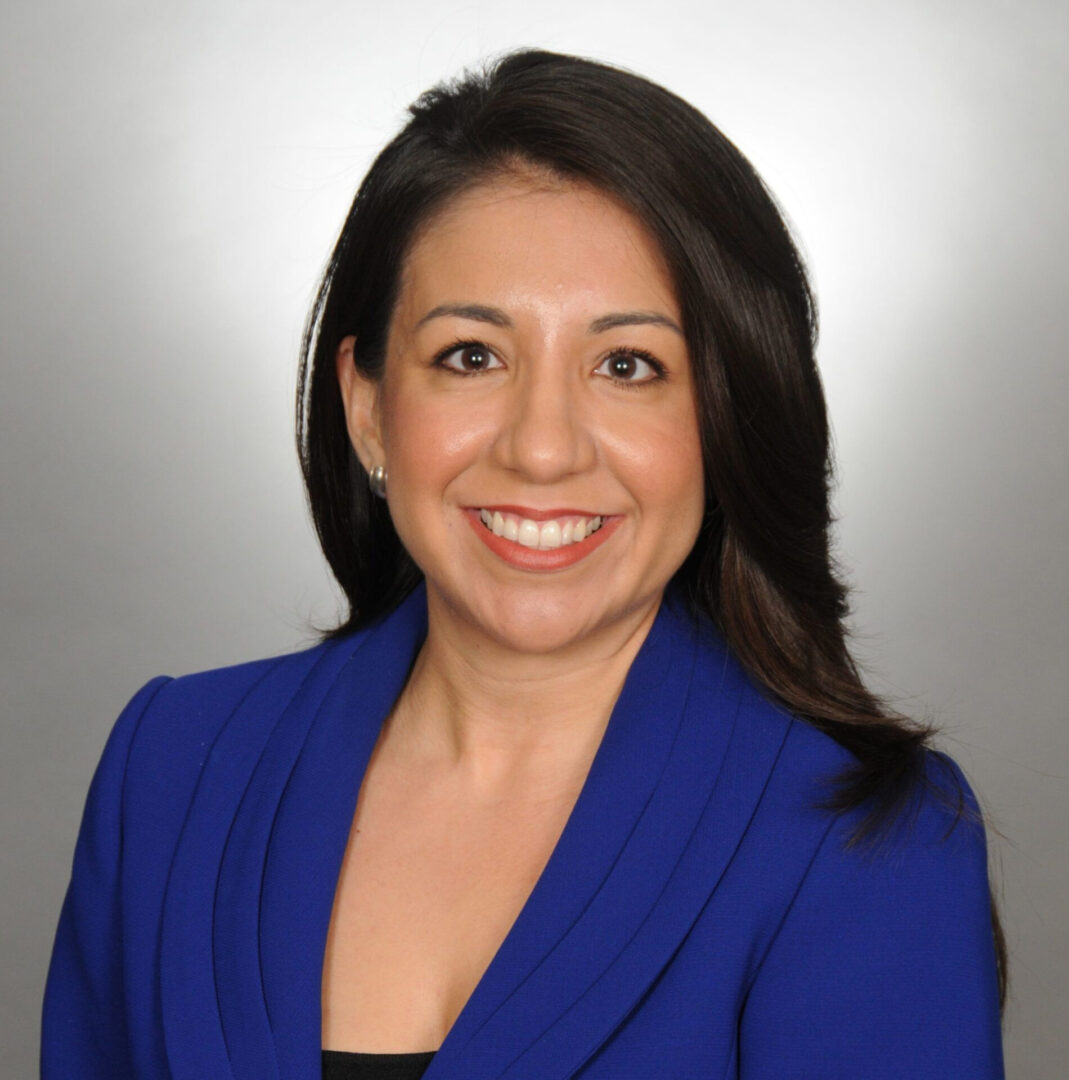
[337,174,705,655]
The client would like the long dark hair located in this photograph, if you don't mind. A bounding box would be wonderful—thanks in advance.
[296,48,1005,1001]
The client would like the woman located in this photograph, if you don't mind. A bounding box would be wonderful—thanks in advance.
[42,49,1006,1079]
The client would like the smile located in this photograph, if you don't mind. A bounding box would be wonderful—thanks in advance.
[477,508,604,550]
[463,507,622,572]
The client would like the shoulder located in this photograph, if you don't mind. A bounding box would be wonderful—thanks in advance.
[703,639,997,972]
[141,625,381,734]
[740,736,1003,1075]
[89,630,373,819]
[781,707,991,878]
[779,713,992,897]
[747,681,988,866]
[729,679,995,946]
[809,743,990,896]
[143,636,339,718]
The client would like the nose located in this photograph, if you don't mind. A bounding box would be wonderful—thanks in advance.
[490,354,598,482]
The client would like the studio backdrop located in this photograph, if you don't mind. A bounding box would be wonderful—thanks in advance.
[2,1,1066,1077]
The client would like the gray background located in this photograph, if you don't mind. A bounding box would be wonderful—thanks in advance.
[2,0,1066,1075]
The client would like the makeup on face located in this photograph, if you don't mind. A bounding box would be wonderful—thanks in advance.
[344,176,704,654]
[463,507,624,572]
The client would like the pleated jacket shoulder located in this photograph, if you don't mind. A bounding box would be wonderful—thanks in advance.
[42,582,1005,1078]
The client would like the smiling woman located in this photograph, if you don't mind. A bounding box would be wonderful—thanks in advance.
[333,177,704,652]
[42,49,1006,1080]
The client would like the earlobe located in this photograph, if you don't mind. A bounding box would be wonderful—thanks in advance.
[335,335,385,473]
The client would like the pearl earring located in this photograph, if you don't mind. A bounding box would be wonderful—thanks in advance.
[368,464,387,499]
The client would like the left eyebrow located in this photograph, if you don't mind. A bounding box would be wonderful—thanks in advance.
[587,310,684,336]
[414,303,684,337]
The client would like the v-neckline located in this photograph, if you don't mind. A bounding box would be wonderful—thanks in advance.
[321,663,607,1056]
[265,580,701,1075]
[162,578,793,1079]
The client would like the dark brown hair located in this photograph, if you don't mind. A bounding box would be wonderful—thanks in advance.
[296,48,1005,1003]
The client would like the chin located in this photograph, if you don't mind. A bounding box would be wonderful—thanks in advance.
[460,585,612,655]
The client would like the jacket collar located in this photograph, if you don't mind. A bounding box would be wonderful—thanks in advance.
[185,581,792,1079]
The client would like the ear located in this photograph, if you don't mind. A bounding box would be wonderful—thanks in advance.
[335,335,385,473]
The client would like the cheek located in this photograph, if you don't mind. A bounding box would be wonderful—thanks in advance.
[611,410,704,512]
[380,386,495,488]
[661,395,705,507]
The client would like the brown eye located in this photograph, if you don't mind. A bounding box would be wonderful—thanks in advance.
[595,349,666,384]
[436,342,504,375]
[610,354,639,378]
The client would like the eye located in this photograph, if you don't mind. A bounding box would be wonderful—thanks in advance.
[433,340,504,376]
[595,348,667,385]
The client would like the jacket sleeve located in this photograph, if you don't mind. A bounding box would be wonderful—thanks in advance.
[41,676,171,1080]
[738,753,1005,1079]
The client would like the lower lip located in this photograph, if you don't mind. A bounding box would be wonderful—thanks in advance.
[463,509,623,572]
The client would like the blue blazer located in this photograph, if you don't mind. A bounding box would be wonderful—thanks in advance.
[42,582,1004,1078]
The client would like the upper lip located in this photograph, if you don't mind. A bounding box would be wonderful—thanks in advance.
[470,505,608,521]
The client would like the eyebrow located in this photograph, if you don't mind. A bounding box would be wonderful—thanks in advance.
[414,303,684,337]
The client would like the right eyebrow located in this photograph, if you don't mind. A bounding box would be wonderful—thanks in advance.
[415,303,513,330]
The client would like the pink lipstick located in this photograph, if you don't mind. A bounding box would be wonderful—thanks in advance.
[463,508,622,571]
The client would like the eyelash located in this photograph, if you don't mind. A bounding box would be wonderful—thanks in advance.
[430,338,668,387]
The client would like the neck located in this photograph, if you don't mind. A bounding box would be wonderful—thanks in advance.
[379,590,663,798]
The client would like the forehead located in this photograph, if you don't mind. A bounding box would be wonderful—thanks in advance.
[393,174,681,326]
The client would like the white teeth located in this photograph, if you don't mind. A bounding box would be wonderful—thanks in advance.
[517,519,541,548]
[476,509,605,549]
[539,521,562,548]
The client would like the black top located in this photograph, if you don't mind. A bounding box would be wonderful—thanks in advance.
[322,1049,437,1080]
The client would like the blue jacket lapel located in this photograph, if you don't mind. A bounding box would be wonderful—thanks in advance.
[158,632,365,1080]
[244,583,794,1079]
[159,590,424,1080]
[259,586,429,1079]
[422,589,706,1078]
[422,600,793,1079]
